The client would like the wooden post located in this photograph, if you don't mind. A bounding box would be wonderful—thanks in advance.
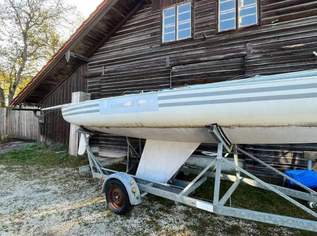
[68,92,91,156]
[4,108,7,140]
[0,108,7,141]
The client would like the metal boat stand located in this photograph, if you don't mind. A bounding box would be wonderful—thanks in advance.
[79,125,317,232]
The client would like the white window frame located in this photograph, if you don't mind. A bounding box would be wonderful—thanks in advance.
[162,1,192,43]
[218,0,258,32]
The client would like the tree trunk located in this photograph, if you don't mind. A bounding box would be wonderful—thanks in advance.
[0,88,5,107]
[7,90,15,106]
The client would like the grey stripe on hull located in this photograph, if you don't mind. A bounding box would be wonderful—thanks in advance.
[160,70,317,95]
[159,83,317,101]
[62,81,317,114]
[63,109,100,116]
[159,92,317,108]
[63,108,99,116]
[63,104,99,113]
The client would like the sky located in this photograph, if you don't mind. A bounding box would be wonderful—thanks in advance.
[68,0,104,18]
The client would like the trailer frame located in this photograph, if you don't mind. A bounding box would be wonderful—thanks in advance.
[80,125,317,232]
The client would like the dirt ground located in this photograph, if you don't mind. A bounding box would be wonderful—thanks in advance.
[0,165,310,236]
[0,143,314,236]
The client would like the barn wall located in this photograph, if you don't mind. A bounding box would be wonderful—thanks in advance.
[40,64,87,145]
[88,0,317,97]
[86,0,317,183]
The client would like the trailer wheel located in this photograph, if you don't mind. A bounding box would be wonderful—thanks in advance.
[105,179,132,215]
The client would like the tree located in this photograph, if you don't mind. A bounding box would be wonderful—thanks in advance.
[0,71,9,107]
[0,0,82,106]
[0,87,4,107]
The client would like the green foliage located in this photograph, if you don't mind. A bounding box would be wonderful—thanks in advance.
[193,178,314,220]
[0,0,82,105]
[191,179,315,235]
[0,143,88,168]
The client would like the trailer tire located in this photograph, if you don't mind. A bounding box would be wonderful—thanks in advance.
[105,178,132,215]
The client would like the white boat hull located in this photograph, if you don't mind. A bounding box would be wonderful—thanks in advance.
[89,126,317,144]
[62,70,317,144]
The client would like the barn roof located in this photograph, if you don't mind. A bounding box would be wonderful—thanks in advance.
[11,0,146,106]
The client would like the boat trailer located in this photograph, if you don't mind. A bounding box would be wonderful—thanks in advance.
[79,125,317,232]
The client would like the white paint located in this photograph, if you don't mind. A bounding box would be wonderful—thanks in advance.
[91,127,215,143]
[223,126,317,144]
[89,126,317,144]
[196,200,214,212]
[78,134,87,156]
[69,92,90,156]
[136,140,200,183]
[186,155,243,172]
[90,146,126,158]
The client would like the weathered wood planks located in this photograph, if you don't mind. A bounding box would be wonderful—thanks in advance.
[0,108,39,141]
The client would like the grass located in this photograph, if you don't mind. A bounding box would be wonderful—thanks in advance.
[193,179,313,219]
[140,178,316,235]
[0,137,8,144]
[0,143,88,168]
[190,178,316,236]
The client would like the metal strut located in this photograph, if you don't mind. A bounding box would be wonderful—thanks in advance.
[207,124,317,231]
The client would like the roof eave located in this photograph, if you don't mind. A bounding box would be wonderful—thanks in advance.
[10,0,116,106]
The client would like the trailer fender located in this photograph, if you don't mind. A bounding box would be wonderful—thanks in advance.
[103,173,142,206]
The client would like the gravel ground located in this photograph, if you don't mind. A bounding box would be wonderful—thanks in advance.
[0,163,308,236]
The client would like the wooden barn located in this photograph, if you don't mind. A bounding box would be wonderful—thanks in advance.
[11,0,317,183]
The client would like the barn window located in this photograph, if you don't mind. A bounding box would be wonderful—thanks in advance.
[162,2,192,43]
[219,0,236,31]
[163,6,176,42]
[219,0,258,32]
[238,0,258,28]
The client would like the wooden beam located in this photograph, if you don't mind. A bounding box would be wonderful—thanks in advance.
[88,0,145,58]
[69,92,91,156]
[70,0,121,51]
[65,50,89,63]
